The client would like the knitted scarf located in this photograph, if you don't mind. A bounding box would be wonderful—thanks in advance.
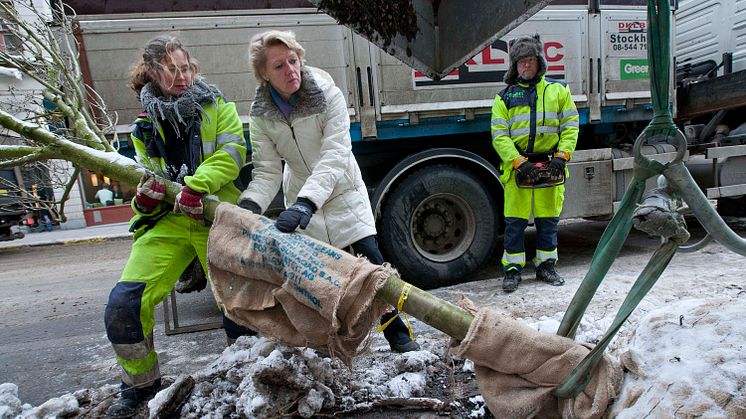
[140,79,222,137]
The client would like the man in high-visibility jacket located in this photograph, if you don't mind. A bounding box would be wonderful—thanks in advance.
[490,34,579,293]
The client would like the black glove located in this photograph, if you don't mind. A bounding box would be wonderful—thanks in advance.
[548,157,567,179]
[516,161,540,182]
[275,198,316,233]
[238,198,261,214]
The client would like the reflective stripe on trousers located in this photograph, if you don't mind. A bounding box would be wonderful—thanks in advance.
[502,216,560,272]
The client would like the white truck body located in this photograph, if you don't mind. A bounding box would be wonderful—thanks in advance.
[675,0,746,74]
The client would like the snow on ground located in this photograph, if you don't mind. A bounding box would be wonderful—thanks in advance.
[3,294,744,418]
[610,297,746,418]
[1,227,745,418]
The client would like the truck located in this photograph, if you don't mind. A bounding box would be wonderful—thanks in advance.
[673,0,746,217]
[65,0,746,289]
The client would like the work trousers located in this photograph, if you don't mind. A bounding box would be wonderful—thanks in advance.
[502,216,560,272]
[501,174,564,272]
[104,213,208,388]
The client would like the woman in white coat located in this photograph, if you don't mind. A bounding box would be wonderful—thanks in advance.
[238,30,418,353]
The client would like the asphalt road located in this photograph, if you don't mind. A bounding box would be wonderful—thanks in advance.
[0,238,227,406]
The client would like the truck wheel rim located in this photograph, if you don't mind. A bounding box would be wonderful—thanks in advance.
[409,193,476,263]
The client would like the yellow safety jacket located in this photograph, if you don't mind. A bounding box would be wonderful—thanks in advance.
[130,96,246,213]
[490,76,579,184]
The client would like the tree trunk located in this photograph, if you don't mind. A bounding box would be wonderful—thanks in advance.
[0,109,472,341]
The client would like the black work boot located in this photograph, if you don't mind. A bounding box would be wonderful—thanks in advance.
[174,258,207,294]
[536,260,565,286]
[502,269,522,293]
[381,310,420,353]
[106,379,161,419]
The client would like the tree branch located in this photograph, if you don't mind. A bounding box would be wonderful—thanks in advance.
[42,91,110,151]
[0,144,42,159]
[0,149,58,167]
[57,165,81,223]
[1,2,112,149]
[0,4,65,97]
[0,109,59,146]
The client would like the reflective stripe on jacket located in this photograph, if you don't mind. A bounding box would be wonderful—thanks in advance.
[490,76,579,183]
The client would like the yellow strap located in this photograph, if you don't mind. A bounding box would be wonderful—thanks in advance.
[376,283,414,340]
[397,283,411,311]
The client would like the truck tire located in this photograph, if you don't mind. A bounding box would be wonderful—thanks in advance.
[380,164,498,289]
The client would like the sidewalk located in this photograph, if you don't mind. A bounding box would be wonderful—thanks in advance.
[0,222,132,250]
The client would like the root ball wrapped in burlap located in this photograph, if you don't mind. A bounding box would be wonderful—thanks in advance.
[450,309,623,419]
[207,203,391,363]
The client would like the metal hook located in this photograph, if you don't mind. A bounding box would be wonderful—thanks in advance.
[628,129,744,255]
[632,128,688,167]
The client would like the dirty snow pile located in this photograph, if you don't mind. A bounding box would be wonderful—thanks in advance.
[161,332,480,418]
[0,332,484,418]
[0,383,119,419]
[1,296,745,418]
[609,296,746,417]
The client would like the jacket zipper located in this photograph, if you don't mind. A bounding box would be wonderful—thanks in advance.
[288,120,333,244]
[527,85,538,153]
[289,124,312,174]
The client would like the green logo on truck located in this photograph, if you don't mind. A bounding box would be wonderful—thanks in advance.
[620,59,649,80]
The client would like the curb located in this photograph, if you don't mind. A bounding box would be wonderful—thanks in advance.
[0,234,132,251]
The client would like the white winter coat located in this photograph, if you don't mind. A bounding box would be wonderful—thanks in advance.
[239,66,376,248]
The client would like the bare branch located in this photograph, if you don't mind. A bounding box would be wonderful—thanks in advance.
[0,144,59,168]
[0,1,149,225]
[0,152,54,167]
[0,108,60,146]
[0,1,111,147]
[42,91,111,151]
[0,144,41,159]
[57,165,81,222]
[0,53,64,96]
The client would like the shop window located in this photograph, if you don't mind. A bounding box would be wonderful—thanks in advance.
[81,170,134,208]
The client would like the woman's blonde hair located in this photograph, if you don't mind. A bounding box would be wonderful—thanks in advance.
[128,34,200,97]
[248,30,306,84]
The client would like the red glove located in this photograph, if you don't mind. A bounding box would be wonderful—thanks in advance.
[134,175,166,213]
[173,185,204,221]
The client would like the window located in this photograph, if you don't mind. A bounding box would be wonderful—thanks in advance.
[0,0,22,54]
[80,169,135,208]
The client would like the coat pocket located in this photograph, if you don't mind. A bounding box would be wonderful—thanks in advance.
[339,189,375,228]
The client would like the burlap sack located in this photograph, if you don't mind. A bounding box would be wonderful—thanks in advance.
[207,203,391,362]
[450,309,622,419]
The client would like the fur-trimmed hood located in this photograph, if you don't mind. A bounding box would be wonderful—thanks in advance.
[504,34,547,85]
[250,66,329,121]
[240,65,377,248]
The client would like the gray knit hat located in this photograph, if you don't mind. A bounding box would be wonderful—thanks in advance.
[504,34,547,84]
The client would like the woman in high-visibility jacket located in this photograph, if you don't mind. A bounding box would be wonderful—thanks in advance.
[490,34,579,293]
[103,34,247,418]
